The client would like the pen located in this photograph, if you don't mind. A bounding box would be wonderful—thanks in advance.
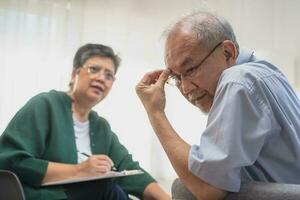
[79,152,117,171]
[80,152,91,158]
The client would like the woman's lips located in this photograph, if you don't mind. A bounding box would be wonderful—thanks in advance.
[90,85,104,94]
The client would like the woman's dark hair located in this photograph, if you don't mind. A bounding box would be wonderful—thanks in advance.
[73,43,121,73]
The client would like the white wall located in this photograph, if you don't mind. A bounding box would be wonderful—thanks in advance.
[0,0,300,192]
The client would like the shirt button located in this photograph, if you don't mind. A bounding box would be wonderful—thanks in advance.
[90,132,94,135]
[92,143,95,146]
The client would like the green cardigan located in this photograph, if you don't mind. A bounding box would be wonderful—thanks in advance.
[0,90,155,200]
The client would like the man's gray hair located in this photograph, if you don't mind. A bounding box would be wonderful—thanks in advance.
[168,11,239,52]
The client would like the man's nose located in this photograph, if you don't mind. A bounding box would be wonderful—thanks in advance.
[180,78,196,95]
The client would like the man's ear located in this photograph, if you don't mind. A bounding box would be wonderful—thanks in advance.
[222,40,238,63]
[225,50,231,61]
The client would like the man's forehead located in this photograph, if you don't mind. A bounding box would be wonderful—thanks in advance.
[166,30,195,48]
[165,32,198,70]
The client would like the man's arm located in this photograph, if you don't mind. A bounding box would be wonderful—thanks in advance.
[136,69,227,200]
[143,182,170,200]
[148,111,226,200]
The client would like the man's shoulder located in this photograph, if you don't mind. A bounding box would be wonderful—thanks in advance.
[220,60,280,87]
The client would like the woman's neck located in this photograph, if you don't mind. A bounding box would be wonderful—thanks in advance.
[72,102,90,122]
[67,91,91,122]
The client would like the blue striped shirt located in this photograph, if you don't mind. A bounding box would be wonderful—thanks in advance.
[188,49,300,192]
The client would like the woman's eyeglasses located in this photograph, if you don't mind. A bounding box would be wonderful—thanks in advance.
[83,64,115,81]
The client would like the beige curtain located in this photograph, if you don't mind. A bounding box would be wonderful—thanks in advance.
[0,0,84,132]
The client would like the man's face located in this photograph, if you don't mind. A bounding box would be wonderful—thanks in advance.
[165,32,229,113]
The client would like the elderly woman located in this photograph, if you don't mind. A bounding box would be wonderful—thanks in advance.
[0,44,170,200]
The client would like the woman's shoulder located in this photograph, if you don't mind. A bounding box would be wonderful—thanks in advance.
[89,111,110,126]
[34,89,66,100]
[25,90,69,109]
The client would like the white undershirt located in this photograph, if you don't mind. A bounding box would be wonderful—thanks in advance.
[73,113,92,163]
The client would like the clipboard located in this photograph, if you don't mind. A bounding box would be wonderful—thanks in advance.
[41,169,144,186]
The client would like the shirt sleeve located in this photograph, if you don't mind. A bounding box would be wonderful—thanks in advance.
[188,81,275,192]
[0,94,49,186]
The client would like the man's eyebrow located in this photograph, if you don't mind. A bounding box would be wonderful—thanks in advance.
[181,57,194,69]
[169,70,181,79]
[168,69,176,75]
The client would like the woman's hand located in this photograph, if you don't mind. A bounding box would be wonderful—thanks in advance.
[76,154,114,177]
[42,155,115,183]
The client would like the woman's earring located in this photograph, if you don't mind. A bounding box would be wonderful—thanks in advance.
[71,75,79,94]
[69,79,74,87]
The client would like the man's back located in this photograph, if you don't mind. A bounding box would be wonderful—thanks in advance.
[218,49,300,184]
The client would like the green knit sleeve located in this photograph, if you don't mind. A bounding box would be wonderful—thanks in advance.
[108,131,156,199]
[0,93,50,186]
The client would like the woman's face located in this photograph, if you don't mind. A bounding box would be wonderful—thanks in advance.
[72,56,116,107]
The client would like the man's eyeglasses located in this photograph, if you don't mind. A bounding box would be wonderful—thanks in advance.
[83,64,115,81]
[167,41,223,87]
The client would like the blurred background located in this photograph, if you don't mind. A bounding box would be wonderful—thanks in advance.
[0,0,300,193]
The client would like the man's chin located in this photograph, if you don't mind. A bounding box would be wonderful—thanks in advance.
[194,101,211,114]
[196,105,209,114]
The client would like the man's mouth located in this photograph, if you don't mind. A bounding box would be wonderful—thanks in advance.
[196,93,206,101]
[188,92,207,103]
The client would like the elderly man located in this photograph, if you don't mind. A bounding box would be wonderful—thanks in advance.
[136,11,300,200]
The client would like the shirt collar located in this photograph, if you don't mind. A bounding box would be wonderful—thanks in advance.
[235,48,255,65]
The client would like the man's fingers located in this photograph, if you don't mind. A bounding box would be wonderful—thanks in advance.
[138,69,164,86]
[157,69,170,87]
